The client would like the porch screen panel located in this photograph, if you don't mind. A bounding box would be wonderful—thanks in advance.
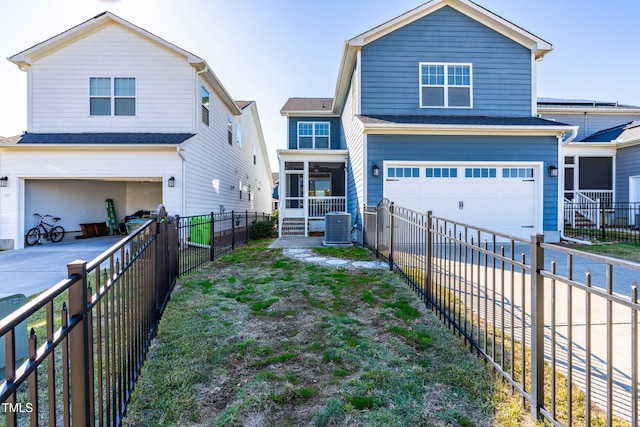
[579,157,612,189]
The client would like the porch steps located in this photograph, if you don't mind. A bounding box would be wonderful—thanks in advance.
[281,218,306,236]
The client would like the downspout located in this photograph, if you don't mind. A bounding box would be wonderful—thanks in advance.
[558,127,591,244]
[176,146,186,216]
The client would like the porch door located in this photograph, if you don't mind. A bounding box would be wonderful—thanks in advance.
[285,173,304,217]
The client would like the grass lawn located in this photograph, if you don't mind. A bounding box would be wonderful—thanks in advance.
[563,241,640,263]
[122,240,532,427]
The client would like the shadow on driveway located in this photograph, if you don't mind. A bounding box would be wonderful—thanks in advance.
[0,236,125,297]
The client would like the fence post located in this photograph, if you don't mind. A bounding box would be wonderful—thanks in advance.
[209,212,215,261]
[425,211,433,309]
[362,207,366,248]
[530,234,545,421]
[389,202,395,271]
[67,260,92,427]
[600,199,606,241]
[375,206,380,259]
[231,211,236,250]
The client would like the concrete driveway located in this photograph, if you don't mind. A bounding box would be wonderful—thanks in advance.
[0,236,125,297]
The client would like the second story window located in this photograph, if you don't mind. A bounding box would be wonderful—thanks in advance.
[228,118,233,145]
[90,77,136,116]
[297,122,329,149]
[419,63,472,108]
[201,87,209,126]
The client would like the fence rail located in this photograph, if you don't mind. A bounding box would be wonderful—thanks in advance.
[0,206,270,426]
[364,198,640,426]
[564,200,640,243]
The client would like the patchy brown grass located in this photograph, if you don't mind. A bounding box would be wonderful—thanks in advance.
[122,240,532,427]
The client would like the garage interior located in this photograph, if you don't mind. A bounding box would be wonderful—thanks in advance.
[24,179,163,240]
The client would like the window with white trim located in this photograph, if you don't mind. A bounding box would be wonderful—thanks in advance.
[237,126,242,147]
[419,63,472,108]
[201,87,209,126]
[228,118,233,145]
[90,77,136,116]
[297,122,330,149]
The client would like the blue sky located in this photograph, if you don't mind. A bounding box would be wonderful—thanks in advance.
[1,0,639,171]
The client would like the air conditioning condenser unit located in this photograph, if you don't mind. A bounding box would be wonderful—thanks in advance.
[324,212,351,244]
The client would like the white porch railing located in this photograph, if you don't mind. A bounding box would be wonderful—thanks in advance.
[564,191,600,227]
[579,190,613,206]
[308,197,346,218]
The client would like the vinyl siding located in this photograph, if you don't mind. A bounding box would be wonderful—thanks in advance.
[366,134,559,231]
[539,112,640,141]
[182,98,272,216]
[29,23,194,133]
[616,145,640,202]
[341,66,366,228]
[287,117,341,150]
[360,6,532,116]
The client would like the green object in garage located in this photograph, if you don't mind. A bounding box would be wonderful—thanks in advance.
[106,199,118,235]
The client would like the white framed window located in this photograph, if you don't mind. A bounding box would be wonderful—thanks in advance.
[419,63,472,108]
[237,126,242,147]
[228,117,233,145]
[201,87,209,126]
[297,122,330,149]
[90,77,136,116]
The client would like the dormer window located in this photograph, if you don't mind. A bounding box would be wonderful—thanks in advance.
[419,63,472,108]
[297,122,329,149]
[89,77,136,116]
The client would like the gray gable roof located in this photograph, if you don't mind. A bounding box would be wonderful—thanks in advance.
[280,98,334,113]
[235,100,254,110]
[357,115,569,127]
[17,133,195,145]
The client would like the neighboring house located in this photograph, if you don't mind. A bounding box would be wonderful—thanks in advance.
[278,0,576,242]
[538,99,640,211]
[0,12,273,250]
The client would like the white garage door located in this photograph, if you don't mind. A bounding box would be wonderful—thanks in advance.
[384,163,540,239]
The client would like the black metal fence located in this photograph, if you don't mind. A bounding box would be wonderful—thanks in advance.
[177,211,271,276]
[364,198,640,426]
[564,201,640,243]
[0,207,270,426]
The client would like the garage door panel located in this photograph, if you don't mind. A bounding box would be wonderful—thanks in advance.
[384,163,539,239]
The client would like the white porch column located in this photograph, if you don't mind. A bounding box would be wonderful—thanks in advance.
[303,160,309,237]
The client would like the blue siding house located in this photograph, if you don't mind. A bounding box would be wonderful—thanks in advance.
[277,0,577,241]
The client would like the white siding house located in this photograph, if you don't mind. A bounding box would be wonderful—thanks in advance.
[0,12,273,250]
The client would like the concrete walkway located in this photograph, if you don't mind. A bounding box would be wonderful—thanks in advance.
[269,236,388,269]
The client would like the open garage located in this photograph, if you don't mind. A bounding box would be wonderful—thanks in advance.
[24,178,163,241]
